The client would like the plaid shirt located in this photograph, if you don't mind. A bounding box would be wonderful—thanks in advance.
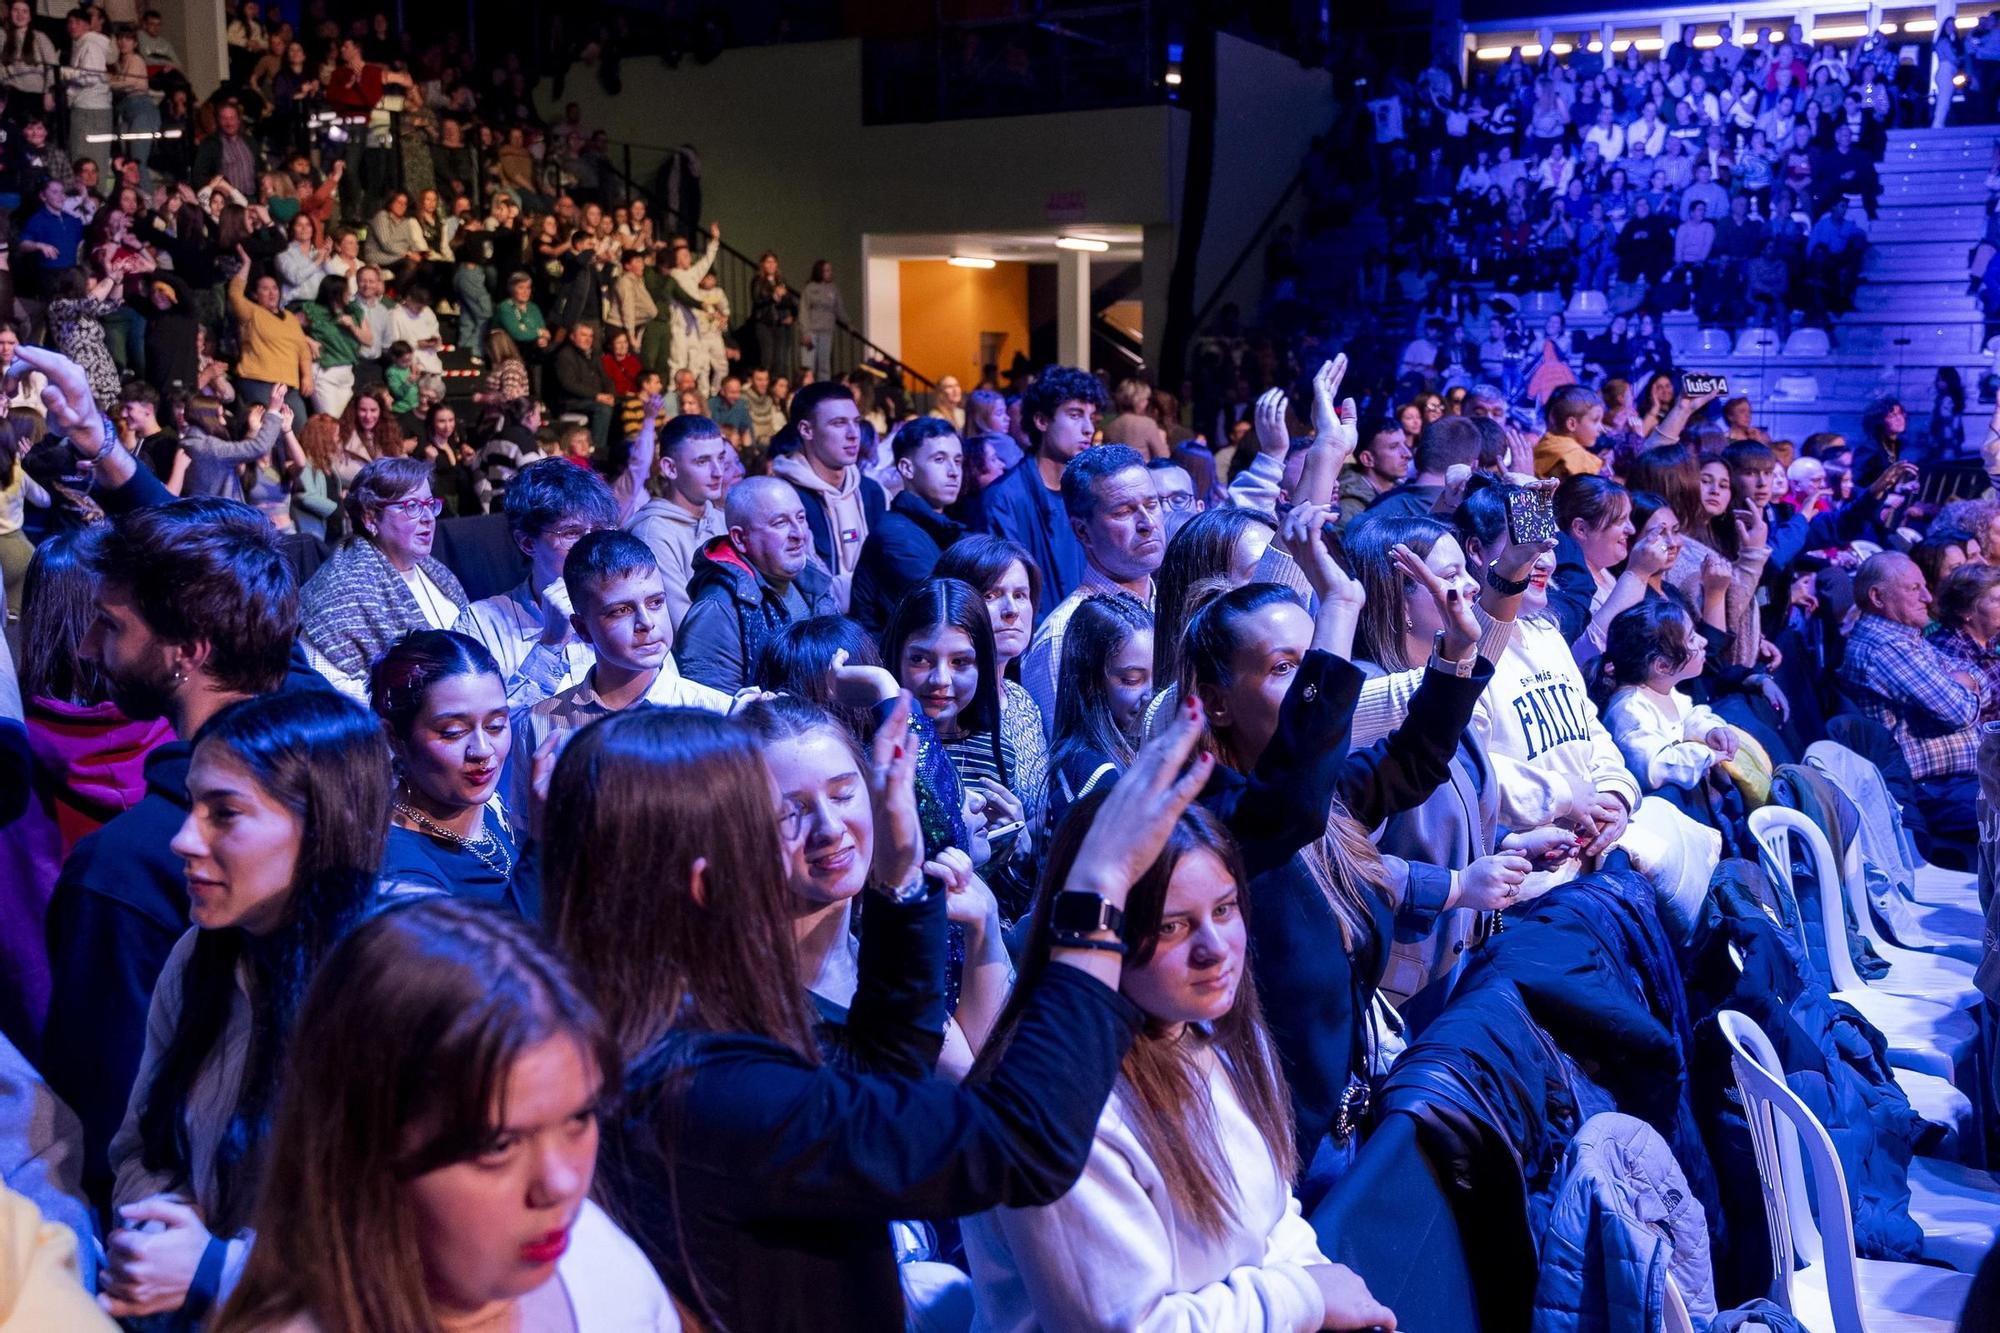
[1838,615,1985,779]
[1927,625,2000,725]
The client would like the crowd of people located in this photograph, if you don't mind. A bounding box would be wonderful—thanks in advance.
[0,7,1999,1333]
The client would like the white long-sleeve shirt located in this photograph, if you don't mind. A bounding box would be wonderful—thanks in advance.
[1604,684,1727,793]
[1471,615,1641,830]
[965,1041,1331,1333]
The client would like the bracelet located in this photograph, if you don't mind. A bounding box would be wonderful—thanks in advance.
[872,869,930,906]
[1051,933,1128,955]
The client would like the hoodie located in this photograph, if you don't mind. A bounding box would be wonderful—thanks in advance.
[1533,431,1605,480]
[769,453,884,612]
[677,537,837,693]
[0,700,172,1057]
[623,496,727,633]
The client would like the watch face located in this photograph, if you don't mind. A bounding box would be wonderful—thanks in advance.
[1051,891,1112,935]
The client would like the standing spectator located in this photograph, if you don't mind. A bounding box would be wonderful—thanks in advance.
[799,258,847,381]
[677,476,839,693]
[551,322,616,454]
[1,5,57,123]
[769,382,885,612]
[605,247,657,347]
[750,250,798,379]
[227,246,314,423]
[850,417,966,635]
[189,101,263,203]
[1101,379,1169,459]
[60,8,111,176]
[708,374,753,450]
[742,365,784,446]
[973,366,1107,620]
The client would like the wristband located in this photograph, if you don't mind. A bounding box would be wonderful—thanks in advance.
[872,869,930,906]
[1050,934,1128,955]
[1485,561,1532,596]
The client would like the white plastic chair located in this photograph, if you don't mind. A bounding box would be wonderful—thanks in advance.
[1771,374,1822,402]
[1735,327,1782,356]
[1566,289,1608,318]
[1827,830,1982,1009]
[1694,327,1734,356]
[1718,1010,1975,1330]
[1746,808,1977,1084]
[1783,328,1832,357]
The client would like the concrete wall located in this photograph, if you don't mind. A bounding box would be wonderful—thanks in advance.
[540,33,1329,380]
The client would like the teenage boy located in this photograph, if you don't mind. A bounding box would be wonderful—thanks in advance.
[624,413,731,632]
[1533,384,1606,479]
[768,381,885,612]
[972,365,1108,620]
[849,417,967,634]
[510,531,733,800]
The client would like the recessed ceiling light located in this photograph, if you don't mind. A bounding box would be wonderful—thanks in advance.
[1055,237,1110,252]
[948,256,996,269]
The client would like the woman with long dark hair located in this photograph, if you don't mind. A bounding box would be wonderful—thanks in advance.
[1623,444,1767,664]
[1176,502,1496,1162]
[932,534,1048,830]
[100,693,392,1321]
[963,800,1396,1330]
[211,898,678,1333]
[369,630,535,916]
[882,578,1033,886]
[1046,592,1154,832]
[546,699,1212,1330]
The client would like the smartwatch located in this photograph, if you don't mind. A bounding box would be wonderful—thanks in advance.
[1486,560,1532,596]
[1429,630,1476,678]
[1050,891,1126,951]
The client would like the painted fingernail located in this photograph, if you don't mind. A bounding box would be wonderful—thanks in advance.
[893,745,904,760]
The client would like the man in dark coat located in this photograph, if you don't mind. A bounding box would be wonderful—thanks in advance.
[849,417,966,634]
[678,476,837,692]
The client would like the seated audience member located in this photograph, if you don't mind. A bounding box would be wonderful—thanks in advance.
[1361,416,1481,522]
[44,501,297,1210]
[1147,457,1203,541]
[1597,601,1738,799]
[751,615,888,741]
[1045,592,1154,832]
[1336,423,1413,526]
[0,1182,115,1330]
[542,701,1208,1330]
[678,476,838,693]
[369,631,537,915]
[963,799,1396,1332]
[851,417,967,635]
[1534,384,1607,479]
[623,414,730,633]
[0,1033,98,1292]
[1927,562,2000,723]
[551,323,617,455]
[769,382,886,612]
[973,366,1109,619]
[1839,551,1987,865]
[299,457,468,697]
[103,692,390,1322]
[453,458,618,709]
[1020,446,1165,733]
[209,899,678,1333]
[933,534,1050,834]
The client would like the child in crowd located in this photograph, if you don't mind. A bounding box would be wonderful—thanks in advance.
[1533,383,1606,479]
[383,341,422,420]
[1598,600,1737,795]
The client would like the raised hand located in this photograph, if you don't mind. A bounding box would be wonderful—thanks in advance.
[1733,505,1769,551]
[1391,541,1476,660]
[864,695,923,890]
[1309,354,1357,463]
[1280,501,1363,611]
[826,647,900,706]
[1253,387,1293,464]
[7,344,106,458]
[1627,529,1676,579]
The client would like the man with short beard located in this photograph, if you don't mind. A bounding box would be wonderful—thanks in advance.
[42,499,300,1210]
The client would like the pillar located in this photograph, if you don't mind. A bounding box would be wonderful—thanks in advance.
[863,251,902,363]
[1058,247,1091,372]
[164,0,227,100]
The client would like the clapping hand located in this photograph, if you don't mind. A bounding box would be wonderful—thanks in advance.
[1309,354,1357,463]
[864,695,923,890]
[6,344,105,458]
[1060,694,1214,906]
[1253,387,1294,465]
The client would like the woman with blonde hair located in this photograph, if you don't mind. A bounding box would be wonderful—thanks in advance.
[1103,378,1170,459]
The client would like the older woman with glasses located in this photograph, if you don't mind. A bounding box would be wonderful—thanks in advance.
[300,456,470,697]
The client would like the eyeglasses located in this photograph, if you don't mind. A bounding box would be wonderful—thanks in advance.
[776,801,807,845]
[1158,493,1198,511]
[541,523,594,546]
[381,497,444,519]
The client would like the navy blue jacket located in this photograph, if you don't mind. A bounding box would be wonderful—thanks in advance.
[972,459,1083,623]
[849,489,964,635]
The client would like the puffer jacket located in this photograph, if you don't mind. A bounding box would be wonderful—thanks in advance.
[676,537,837,694]
[1532,1111,1718,1333]
[1682,862,1927,1305]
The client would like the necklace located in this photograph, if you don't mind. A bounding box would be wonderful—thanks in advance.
[394,796,514,881]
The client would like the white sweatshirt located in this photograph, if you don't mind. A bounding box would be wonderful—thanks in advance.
[1603,685,1728,793]
[1470,616,1641,831]
[964,1041,1330,1333]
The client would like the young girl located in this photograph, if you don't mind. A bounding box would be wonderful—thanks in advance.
[101,693,392,1321]
[1598,600,1737,795]
[963,800,1395,1332]
[211,898,678,1333]
[931,536,1049,833]
[1046,592,1154,833]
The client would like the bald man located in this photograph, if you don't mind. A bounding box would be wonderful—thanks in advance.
[1837,550,1987,865]
[676,476,839,692]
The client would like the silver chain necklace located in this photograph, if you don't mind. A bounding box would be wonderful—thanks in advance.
[393,796,514,881]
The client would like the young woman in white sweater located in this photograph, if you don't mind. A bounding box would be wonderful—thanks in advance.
[213,898,678,1333]
[963,800,1395,1332]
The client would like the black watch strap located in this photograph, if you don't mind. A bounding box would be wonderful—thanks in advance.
[1486,561,1532,596]
[1050,890,1124,938]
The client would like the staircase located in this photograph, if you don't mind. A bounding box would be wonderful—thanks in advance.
[1663,124,1995,443]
